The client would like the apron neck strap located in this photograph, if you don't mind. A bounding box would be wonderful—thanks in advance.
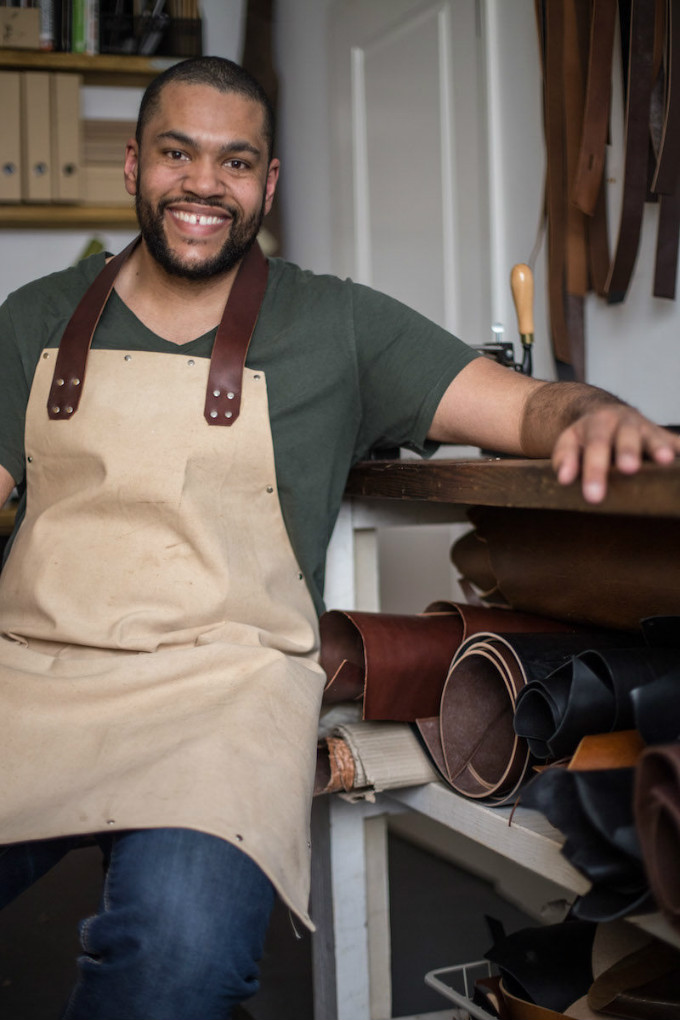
[47,238,269,428]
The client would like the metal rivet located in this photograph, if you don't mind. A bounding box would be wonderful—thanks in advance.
[73,378,80,386]
[213,389,221,397]
[51,406,60,413]
[307,840,311,849]
[66,406,73,413]
[235,833,244,842]
[56,378,64,386]
[187,359,195,367]
[298,572,304,580]
[227,391,235,399]
[124,354,132,362]
[42,352,50,359]
[27,456,33,463]
[106,819,115,826]
[224,411,232,419]
[266,485,274,493]
[253,374,261,380]
[210,410,218,419]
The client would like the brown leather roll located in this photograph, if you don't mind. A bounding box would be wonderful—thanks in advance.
[319,602,574,721]
[634,743,680,936]
[451,507,680,631]
[417,630,610,804]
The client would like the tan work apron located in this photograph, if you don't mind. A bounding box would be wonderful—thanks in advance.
[0,271,324,929]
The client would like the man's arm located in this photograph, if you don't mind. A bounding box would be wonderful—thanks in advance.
[0,465,16,508]
[428,357,680,503]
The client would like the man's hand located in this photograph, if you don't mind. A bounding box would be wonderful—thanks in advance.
[429,357,680,502]
[551,404,680,503]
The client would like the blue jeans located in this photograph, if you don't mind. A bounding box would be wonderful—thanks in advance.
[0,827,275,1020]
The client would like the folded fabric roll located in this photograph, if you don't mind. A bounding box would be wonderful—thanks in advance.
[319,601,573,721]
[634,743,680,937]
[451,508,680,631]
[416,631,632,805]
[313,720,438,797]
[514,643,677,761]
[520,767,654,922]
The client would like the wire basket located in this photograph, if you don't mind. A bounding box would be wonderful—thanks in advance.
[424,960,499,1020]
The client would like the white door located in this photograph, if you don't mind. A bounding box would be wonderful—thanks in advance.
[328,0,491,613]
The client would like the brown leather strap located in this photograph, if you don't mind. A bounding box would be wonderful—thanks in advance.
[542,0,573,365]
[563,0,590,298]
[651,0,678,193]
[203,241,269,426]
[572,0,618,216]
[48,239,269,427]
[47,237,140,420]
[605,0,657,304]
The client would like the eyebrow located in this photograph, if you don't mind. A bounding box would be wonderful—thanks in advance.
[155,130,262,160]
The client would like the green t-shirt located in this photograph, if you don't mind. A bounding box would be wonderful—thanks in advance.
[0,252,478,612]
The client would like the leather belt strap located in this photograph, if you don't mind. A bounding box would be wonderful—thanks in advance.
[605,0,657,303]
[47,239,269,427]
[572,0,618,216]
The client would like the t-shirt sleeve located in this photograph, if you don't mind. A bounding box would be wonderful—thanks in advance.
[0,300,30,487]
[350,282,480,458]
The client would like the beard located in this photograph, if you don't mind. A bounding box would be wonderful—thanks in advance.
[135,188,266,281]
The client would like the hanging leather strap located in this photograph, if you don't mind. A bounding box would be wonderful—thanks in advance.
[47,240,269,427]
[572,0,618,216]
[605,0,657,303]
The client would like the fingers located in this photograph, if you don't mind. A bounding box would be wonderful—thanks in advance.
[553,410,680,503]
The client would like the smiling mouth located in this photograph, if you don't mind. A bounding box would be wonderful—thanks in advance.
[170,209,229,227]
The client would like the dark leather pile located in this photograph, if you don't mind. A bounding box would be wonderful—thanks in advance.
[474,917,680,1019]
[318,594,680,930]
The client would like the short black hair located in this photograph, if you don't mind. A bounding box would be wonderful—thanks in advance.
[136,56,275,161]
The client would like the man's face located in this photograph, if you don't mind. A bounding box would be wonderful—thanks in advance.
[124,82,279,280]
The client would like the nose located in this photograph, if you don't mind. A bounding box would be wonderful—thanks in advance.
[181,156,225,198]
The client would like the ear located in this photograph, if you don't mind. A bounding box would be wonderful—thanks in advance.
[263,158,280,215]
[123,139,139,197]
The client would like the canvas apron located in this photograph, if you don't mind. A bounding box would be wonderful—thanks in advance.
[0,244,324,929]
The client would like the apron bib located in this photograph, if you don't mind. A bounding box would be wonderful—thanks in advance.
[0,254,324,929]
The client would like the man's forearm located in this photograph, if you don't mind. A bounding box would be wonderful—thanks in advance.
[519,381,626,458]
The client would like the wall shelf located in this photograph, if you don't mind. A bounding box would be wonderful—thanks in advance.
[0,49,176,86]
[0,204,137,230]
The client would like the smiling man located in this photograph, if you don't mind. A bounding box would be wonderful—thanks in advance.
[0,56,678,1020]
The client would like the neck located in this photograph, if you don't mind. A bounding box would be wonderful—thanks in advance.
[114,240,242,344]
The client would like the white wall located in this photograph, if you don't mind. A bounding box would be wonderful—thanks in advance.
[2,0,678,423]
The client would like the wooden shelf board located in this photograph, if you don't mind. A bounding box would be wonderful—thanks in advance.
[346,458,680,518]
[0,49,176,85]
[0,204,137,230]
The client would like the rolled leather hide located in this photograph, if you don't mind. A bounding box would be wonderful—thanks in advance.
[514,642,678,761]
[634,743,680,937]
[451,508,680,631]
[416,631,622,804]
[319,601,574,721]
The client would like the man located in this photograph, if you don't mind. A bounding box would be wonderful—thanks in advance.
[0,56,677,1020]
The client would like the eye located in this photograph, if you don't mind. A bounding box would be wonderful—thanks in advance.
[165,149,188,161]
[225,158,249,171]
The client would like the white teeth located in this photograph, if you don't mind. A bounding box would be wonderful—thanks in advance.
[173,210,224,226]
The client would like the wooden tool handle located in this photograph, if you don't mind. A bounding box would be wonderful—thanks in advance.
[510,263,534,337]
